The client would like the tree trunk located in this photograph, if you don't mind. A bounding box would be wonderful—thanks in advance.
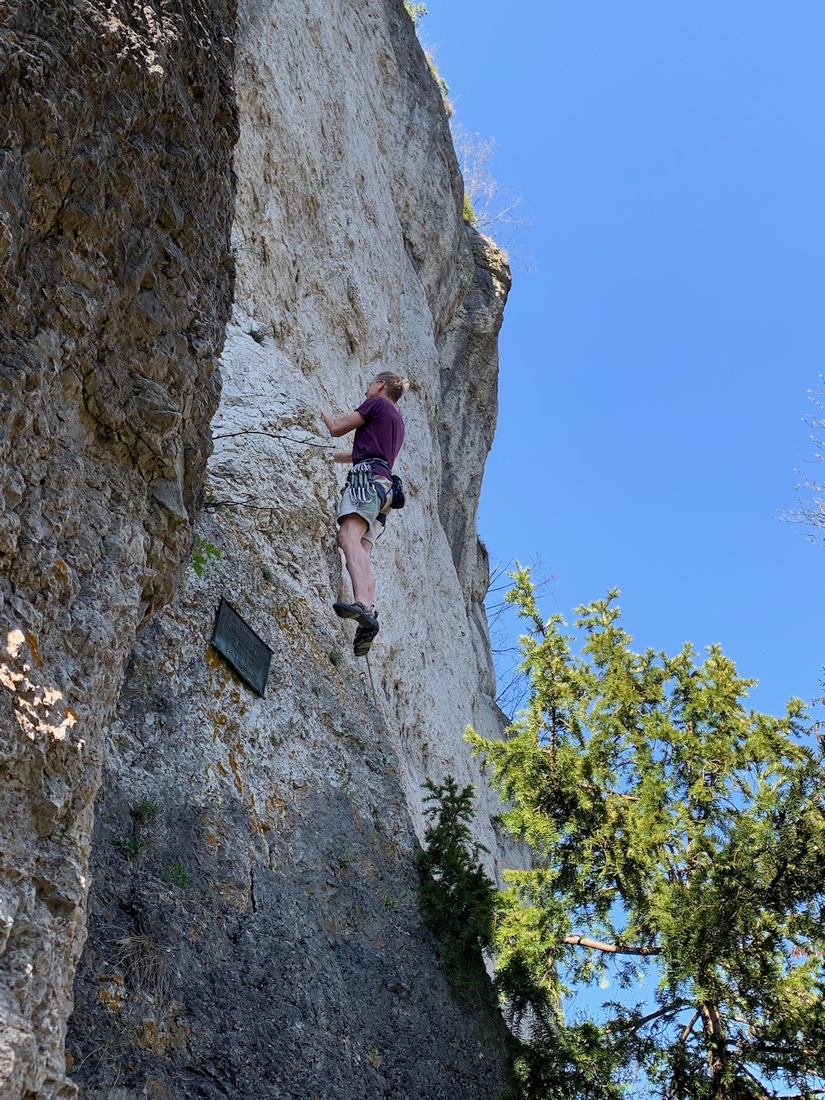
[699,1002,763,1100]
[700,1002,734,1099]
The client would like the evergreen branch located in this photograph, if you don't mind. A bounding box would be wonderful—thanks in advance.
[608,1002,688,1032]
[749,1043,822,1059]
[563,934,661,956]
[679,1009,701,1044]
[737,1063,774,1099]
[580,781,641,802]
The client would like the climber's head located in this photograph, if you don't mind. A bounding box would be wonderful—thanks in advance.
[367,372,410,403]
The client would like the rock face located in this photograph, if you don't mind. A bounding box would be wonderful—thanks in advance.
[65,504,513,1098]
[2,0,516,1095]
[67,0,518,1092]
[0,2,237,1096]
[438,229,512,704]
[68,0,517,1084]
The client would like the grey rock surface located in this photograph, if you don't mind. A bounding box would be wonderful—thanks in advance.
[0,2,237,1095]
[67,539,511,1098]
[438,230,512,702]
[69,0,519,1093]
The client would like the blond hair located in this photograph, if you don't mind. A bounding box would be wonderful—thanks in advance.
[374,371,410,402]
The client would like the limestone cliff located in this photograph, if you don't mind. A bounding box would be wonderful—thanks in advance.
[1,1,514,1097]
[0,2,236,1095]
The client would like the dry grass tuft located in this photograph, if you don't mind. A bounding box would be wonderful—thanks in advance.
[116,931,170,1001]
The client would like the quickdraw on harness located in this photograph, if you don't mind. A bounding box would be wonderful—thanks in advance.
[346,460,375,504]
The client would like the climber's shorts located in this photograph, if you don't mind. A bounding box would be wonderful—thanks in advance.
[337,473,393,546]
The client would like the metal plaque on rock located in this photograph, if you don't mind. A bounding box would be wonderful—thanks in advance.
[211,598,273,697]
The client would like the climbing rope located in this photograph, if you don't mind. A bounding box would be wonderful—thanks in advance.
[365,652,378,707]
[205,426,341,510]
[212,427,331,449]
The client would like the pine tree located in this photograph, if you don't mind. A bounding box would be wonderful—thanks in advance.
[468,565,825,1099]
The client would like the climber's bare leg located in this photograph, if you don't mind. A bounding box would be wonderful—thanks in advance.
[360,536,376,609]
[336,514,375,609]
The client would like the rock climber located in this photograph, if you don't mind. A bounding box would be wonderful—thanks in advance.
[320,371,409,657]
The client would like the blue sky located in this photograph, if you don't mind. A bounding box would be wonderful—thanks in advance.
[422,0,825,718]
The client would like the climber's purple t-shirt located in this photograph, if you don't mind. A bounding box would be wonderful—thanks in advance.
[353,396,405,470]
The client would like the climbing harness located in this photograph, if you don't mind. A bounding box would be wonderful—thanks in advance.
[354,456,406,510]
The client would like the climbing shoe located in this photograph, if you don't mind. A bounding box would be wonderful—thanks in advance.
[353,611,379,657]
[333,600,374,626]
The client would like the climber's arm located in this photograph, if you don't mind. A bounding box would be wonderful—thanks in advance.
[333,449,353,463]
[320,408,365,438]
